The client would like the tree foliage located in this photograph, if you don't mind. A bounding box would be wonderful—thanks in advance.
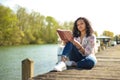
[102,30,114,38]
[94,31,98,37]
[0,4,22,45]
[0,4,64,46]
[1,4,119,46]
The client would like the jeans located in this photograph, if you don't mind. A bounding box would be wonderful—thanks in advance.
[62,42,97,69]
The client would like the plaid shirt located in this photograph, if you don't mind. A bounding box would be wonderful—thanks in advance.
[74,34,96,56]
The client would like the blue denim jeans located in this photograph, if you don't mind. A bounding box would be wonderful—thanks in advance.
[62,42,97,69]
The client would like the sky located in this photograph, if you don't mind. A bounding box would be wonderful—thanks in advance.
[0,0,120,36]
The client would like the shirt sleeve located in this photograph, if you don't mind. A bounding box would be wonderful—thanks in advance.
[84,34,96,56]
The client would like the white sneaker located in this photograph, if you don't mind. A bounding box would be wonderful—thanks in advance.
[54,61,67,71]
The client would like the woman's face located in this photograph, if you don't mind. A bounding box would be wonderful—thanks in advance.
[77,19,86,32]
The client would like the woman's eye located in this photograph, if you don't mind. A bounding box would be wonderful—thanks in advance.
[77,24,80,26]
[81,23,83,25]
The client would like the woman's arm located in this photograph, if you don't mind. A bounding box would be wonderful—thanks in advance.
[64,32,85,54]
[71,39,85,54]
[84,34,96,55]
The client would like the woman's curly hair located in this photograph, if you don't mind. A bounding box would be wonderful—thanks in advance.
[73,17,94,37]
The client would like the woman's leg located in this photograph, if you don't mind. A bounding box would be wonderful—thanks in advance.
[77,55,97,69]
[62,42,84,62]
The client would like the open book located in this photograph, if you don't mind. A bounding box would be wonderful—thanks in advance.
[57,29,72,41]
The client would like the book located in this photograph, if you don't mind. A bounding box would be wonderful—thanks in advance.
[57,29,72,41]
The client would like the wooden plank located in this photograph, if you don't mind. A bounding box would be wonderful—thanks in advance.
[22,58,34,80]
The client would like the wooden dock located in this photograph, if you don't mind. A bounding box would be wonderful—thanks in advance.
[27,45,120,80]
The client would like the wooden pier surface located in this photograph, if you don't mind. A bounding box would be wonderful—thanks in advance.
[31,45,120,80]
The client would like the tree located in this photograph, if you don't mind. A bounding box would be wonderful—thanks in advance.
[44,16,59,43]
[102,30,114,38]
[94,31,98,37]
[0,4,22,45]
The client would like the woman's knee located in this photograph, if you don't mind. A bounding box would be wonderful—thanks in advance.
[77,59,95,69]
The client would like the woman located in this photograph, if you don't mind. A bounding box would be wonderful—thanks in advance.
[54,17,97,71]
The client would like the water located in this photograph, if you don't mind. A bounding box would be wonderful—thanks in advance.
[0,44,59,80]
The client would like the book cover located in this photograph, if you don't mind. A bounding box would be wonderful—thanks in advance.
[57,29,72,41]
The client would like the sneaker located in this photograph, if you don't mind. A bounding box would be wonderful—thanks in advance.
[54,61,67,71]
[65,61,77,67]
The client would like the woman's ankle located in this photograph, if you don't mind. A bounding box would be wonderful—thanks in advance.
[61,56,68,62]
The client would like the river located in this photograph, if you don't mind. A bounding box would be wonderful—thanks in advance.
[0,44,59,80]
